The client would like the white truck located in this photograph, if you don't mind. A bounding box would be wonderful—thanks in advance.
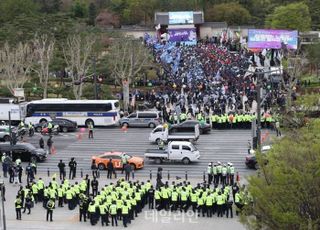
[148,124,200,144]
[144,141,200,164]
[0,98,26,125]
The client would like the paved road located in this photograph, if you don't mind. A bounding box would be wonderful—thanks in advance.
[25,128,261,179]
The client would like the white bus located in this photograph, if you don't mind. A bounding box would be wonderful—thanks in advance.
[24,99,120,126]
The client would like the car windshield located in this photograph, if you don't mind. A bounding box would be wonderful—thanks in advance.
[190,144,198,151]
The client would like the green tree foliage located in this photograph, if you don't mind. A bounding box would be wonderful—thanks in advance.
[241,118,320,229]
[308,0,320,30]
[72,0,88,18]
[88,3,97,26]
[36,0,61,13]
[0,0,39,25]
[307,42,320,76]
[205,3,251,25]
[265,2,311,31]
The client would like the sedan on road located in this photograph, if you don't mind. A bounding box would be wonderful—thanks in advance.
[92,151,144,170]
[170,120,211,134]
[34,118,77,133]
[0,126,11,142]
[0,142,47,162]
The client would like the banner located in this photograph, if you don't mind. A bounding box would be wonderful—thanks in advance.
[168,28,197,42]
[248,29,298,49]
[169,11,193,24]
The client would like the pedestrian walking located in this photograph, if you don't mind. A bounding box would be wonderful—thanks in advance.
[39,137,44,149]
[124,163,132,181]
[58,160,66,180]
[207,163,213,185]
[68,158,77,179]
[47,136,53,154]
[91,160,98,178]
[46,199,55,221]
[91,177,99,197]
[88,122,94,139]
[107,159,114,179]
[26,163,34,184]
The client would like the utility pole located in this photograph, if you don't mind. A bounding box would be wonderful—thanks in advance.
[93,56,98,100]
[0,180,6,230]
[256,74,262,151]
[8,112,12,146]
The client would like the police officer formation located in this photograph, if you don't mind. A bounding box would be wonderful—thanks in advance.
[13,171,250,226]
[168,110,278,129]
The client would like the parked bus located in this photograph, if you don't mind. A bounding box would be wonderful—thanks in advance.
[24,99,120,127]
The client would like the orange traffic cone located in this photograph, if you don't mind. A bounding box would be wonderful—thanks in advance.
[121,124,128,133]
[77,133,82,140]
[51,146,56,155]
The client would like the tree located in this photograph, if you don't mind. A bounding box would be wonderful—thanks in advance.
[108,36,152,111]
[95,9,120,28]
[281,45,307,115]
[88,3,97,26]
[265,2,311,31]
[205,3,251,25]
[241,118,320,229]
[32,35,55,99]
[0,0,39,25]
[308,0,320,30]
[307,42,320,77]
[0,42,34,96]
[72,0,88,18]
[63,34,95,99]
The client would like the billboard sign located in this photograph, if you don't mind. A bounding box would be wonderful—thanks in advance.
[168,28,197,42]
[169,11,193,24]
[248,29,298,49]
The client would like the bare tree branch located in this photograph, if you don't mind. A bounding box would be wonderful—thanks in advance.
[32,34,55,99]
[108,37,152,111]
[63,35,95,99]
[0,42,34,97]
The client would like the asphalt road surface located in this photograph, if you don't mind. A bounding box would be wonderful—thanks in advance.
[25,127,258,179]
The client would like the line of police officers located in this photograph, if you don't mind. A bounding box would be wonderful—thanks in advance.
[14,174,250,226]
[168,111,276,129]
[207,161,236,186]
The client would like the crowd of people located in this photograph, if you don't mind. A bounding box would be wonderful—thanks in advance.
[135,34,286,128]
[12,168,251,226]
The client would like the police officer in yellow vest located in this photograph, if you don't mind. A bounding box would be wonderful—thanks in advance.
[109,201,118,226]
[170,189,178,211]
[122,201,129,227]
[216,191,224,217]
[179,112,187,123]
[88,200,98,225]
[99,201,108,226]
[15,195,22,220]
